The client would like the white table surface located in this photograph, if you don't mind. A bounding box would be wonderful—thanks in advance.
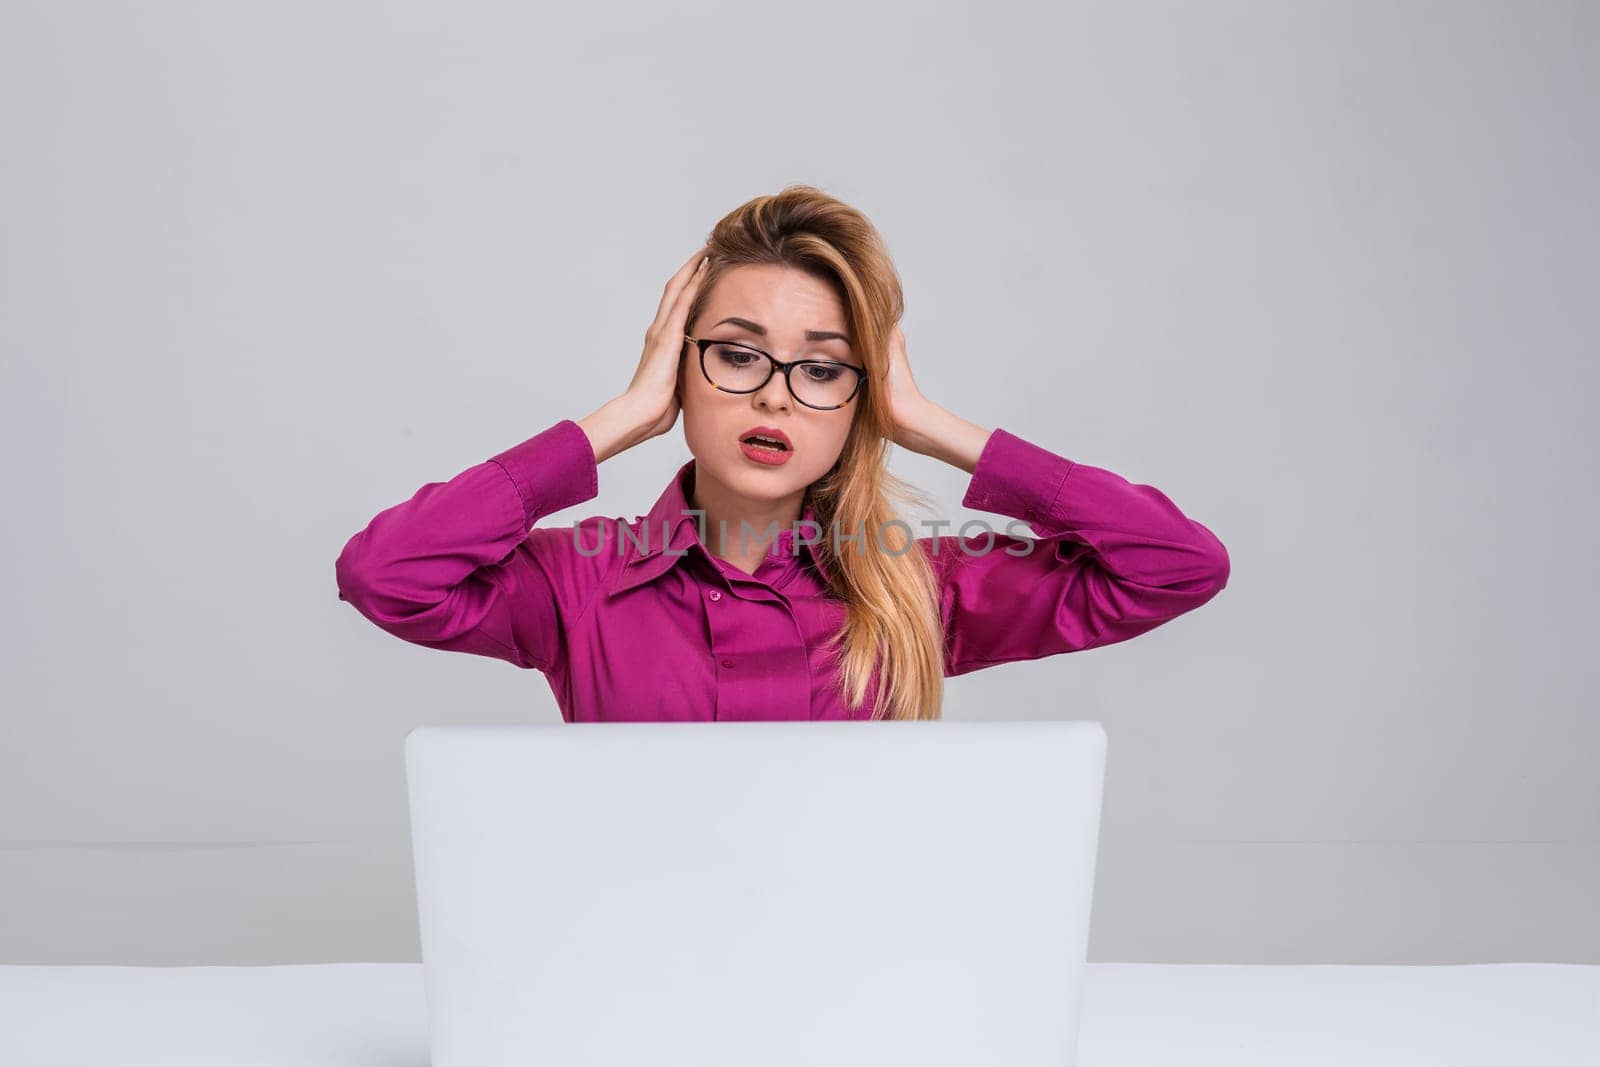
[2,962,1595,1065]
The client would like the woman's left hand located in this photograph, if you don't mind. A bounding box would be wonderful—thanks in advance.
[884,323,936,451]
[881,322,992,472]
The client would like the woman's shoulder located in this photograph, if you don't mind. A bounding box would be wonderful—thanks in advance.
[499,510,648,614]
[520,510,642,557]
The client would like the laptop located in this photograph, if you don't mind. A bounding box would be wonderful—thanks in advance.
[404,718,1107,1067]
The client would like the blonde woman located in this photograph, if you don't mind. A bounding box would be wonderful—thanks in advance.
[335,185,1230,721]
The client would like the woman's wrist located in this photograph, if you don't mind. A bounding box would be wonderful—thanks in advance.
[577,395,656,465]
[896,401,992,475]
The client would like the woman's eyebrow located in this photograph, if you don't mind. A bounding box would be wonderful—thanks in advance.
[713,316,850,344]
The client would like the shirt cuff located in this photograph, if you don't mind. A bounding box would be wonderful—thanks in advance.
[960,426,1075,531]
[486,418,600,530]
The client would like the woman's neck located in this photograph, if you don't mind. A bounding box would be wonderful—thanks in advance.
[688,466,807,575]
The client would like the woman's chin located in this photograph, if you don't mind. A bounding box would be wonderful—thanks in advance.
[724,460,807,497]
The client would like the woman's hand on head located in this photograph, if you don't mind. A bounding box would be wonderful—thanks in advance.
[884,323,936,450]
[623,247,711,441]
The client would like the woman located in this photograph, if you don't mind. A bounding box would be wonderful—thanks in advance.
[334,185,1230,722]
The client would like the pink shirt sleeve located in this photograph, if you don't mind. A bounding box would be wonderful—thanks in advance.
[926,427,1230,676]
[333,419,604,674]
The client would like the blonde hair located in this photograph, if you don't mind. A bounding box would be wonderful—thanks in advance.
[681,184,946,721]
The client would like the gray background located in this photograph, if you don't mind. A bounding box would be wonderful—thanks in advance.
[2,0,1594,965]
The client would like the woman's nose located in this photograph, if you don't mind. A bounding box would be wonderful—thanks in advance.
[754,368,792,412]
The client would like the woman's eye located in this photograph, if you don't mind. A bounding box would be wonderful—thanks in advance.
[803,365,843,382]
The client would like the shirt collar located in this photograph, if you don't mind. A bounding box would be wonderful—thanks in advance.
[607,458,828,597]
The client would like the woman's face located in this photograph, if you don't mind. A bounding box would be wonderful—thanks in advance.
[679,263,862,506]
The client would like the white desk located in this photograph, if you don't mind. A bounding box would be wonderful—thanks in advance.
[2,962,1594,1065]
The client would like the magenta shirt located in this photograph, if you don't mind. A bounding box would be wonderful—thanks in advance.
[335,419,1229,721]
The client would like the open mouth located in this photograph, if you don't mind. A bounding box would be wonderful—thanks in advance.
[741,433,790,453]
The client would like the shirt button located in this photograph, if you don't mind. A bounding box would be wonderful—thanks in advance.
[721,658,734,668]
[708,590,722,601]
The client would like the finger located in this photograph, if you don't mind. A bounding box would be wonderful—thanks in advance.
[651,251,701,325]
[652,247,710,330]
[666,254,711,332]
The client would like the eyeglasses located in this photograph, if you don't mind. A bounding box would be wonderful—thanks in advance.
[682,334,867,411]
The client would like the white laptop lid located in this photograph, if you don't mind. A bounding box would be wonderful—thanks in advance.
[405,719,1107,1067]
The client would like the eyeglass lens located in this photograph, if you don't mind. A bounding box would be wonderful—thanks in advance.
[702,342,859,408]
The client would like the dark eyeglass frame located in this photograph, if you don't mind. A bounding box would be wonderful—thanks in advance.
[683,334,867,411]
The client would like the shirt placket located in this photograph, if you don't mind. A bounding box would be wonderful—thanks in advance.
[700,571,812,722]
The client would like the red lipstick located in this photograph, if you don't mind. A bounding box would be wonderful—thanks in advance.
[739,425,793,466]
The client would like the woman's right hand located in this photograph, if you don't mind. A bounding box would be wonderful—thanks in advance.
[624,246,711,441]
